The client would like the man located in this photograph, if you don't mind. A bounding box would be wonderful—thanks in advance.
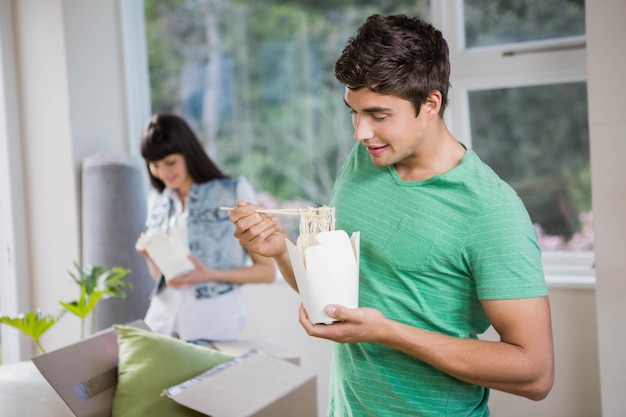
[229,14,554,416]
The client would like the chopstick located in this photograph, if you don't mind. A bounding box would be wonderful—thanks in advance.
[220,207,330,216]
[219,207,303,216]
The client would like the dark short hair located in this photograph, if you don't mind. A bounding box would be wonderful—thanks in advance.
[335,14,451,116]
[140,113,227,192]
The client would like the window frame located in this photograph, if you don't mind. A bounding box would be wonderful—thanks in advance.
[125,1,594,290]
[433,1,594,289]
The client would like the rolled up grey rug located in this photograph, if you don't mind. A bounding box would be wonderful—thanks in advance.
[81,154,152,332]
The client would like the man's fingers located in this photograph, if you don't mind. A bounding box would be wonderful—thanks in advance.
[229,203,258,223]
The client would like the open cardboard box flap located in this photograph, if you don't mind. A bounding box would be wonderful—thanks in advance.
[31,321,317,417]
[31,320,150,417]
[163,349,317,417]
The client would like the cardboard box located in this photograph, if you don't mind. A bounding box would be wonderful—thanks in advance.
[210,339,301,365]
[32,320,149,417]
[163,350,317,417]
[31,321,317,417]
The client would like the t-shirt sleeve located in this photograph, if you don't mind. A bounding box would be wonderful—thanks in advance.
[463,191,548,300]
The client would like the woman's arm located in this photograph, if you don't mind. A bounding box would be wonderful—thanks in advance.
[165,249,277,288]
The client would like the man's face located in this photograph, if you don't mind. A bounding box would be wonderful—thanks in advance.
[344,87,428,170]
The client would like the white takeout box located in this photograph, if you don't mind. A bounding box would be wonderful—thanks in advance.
[286,230,360,324]
[145,229,195,279]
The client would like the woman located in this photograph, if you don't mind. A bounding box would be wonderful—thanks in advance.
[135,113,275,343]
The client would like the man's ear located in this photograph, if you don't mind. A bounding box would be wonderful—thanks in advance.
[424,90,442,117]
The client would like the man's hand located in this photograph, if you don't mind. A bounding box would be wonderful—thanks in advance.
[229,202,290,258]
[298,304,388,344]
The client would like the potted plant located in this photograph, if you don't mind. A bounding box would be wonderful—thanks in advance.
[0,262,131,354]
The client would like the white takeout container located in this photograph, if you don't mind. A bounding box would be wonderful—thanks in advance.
[145,229,194,279]
[286,230,360,324]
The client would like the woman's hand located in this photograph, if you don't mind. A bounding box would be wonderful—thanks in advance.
[135,232,151,257]
[165,255,212,288]
[135,232,163,281]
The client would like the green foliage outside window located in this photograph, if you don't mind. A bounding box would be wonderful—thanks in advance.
[143,0,591,250]
[144,0,430,210]
[469,82,592,249]
[464,0,585,48]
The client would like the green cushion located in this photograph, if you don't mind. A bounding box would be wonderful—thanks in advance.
[111,325,234,417]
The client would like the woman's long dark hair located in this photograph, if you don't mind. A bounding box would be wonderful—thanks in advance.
[140,113,228,192]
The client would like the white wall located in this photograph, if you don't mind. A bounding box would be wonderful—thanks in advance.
[12,0,83,353]
[487,288,601,416]
[5,0,136,354]
[62,0,130,160]
[0,0,31,361]
[586,1,626,416]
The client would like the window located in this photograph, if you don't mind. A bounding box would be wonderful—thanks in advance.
[441,0,593,286]
[464,0,585,48]
[469,83,591,252]
[143,1,594,285]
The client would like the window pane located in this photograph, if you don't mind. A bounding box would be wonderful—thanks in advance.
[468,82,593,251]
[464,0,586,48]
[144,0,429,210]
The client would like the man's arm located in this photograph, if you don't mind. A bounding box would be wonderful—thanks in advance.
[299,296,554,400]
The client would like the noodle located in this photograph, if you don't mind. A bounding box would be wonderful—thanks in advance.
[296,206,336,259]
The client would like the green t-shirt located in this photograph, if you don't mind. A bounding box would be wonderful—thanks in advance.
[327,143,547,417]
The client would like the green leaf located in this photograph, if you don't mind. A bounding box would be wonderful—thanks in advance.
[63,262,132,338]
[0,310,65,353]
[96,266,132,299]
[60,289,105,320]
[1,262,134,351]
[59,300,86,319]
[69,262,132,299]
